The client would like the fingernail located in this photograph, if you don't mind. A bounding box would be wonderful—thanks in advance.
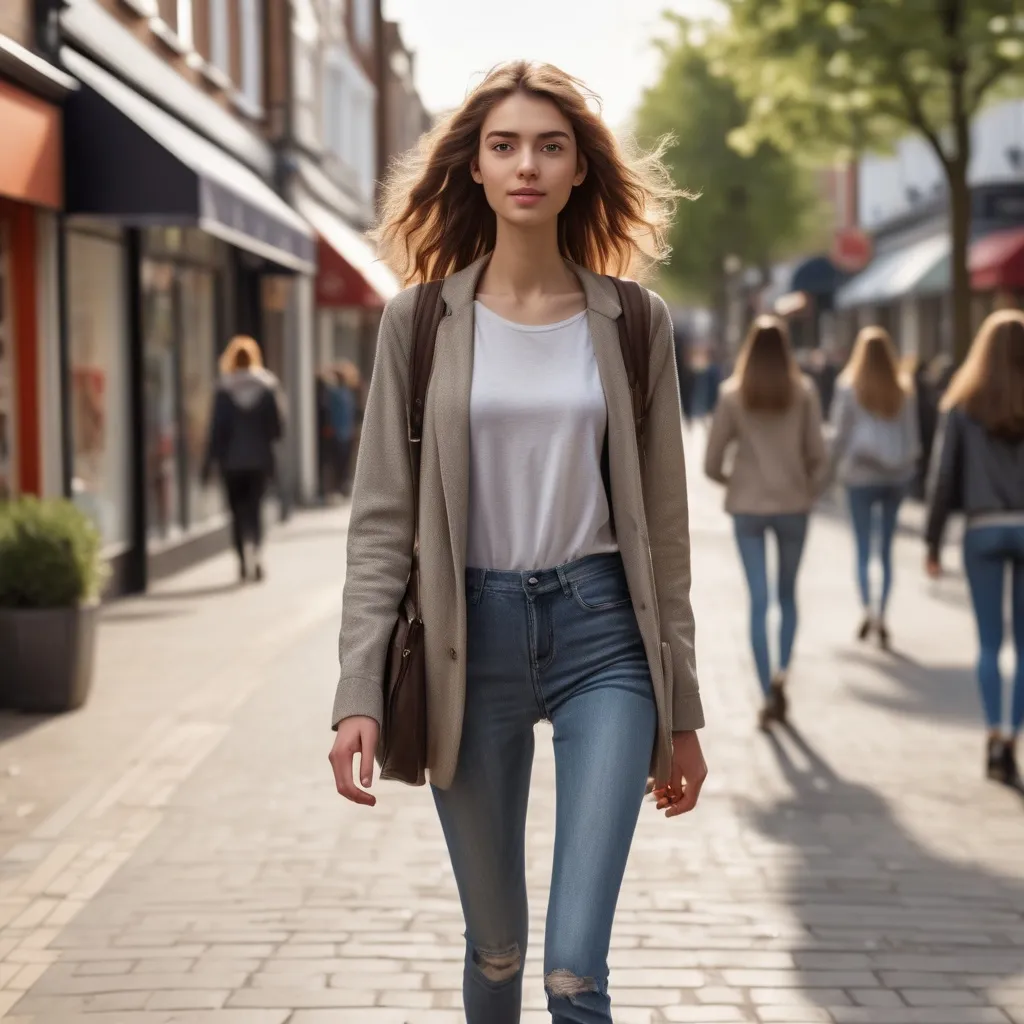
[362,777,370,786]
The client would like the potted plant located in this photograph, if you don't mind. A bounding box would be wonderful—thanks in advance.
[0,497,108,713]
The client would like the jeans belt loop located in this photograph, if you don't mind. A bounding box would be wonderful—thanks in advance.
[556,564,572,599]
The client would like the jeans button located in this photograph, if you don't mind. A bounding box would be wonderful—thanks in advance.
[527,576,539,586]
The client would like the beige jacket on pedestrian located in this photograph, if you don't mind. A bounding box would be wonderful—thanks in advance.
[704,376,828,515]
[333,256,704,790]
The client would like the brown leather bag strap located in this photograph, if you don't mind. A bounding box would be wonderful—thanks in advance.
[406,280,446,619]
[410,280,446,444]
[608,277,652,466]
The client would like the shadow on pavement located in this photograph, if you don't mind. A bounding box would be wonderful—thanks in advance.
[141,581,246,601]
[100,606,196,624]
[749,723,1024,1011]
[836,647,980,725]
[0,713,49,747]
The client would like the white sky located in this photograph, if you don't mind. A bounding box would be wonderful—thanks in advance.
[382,0,724,132]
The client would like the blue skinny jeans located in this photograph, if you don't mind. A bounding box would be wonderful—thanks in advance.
[846,484,905,616]
[962,524,1024,733]
[732,513,810,694]
[432,552,656,1024]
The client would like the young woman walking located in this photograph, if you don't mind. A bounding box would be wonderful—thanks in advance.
[705,316,827,728]
[202,335,283,582]
[829,327,920,648]
[925,309,1024,785]
[327,62,708,1024]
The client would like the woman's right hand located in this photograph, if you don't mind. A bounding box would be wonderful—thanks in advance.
[329,716,379,807]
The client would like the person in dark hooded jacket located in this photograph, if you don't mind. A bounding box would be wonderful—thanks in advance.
[202,335,283,581]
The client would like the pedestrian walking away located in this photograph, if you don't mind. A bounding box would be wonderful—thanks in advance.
[202,335,283,583]
[925,309,1024,786]
[327,60,708,1024]
[704,315,827,729]
[828,326,920,648]
[326,361,362,498]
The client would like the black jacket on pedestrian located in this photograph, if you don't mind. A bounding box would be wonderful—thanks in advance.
[925,406,1024,558]
[203,369,283,480]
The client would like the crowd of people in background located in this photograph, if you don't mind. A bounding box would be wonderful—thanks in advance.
[701,309,1024,788]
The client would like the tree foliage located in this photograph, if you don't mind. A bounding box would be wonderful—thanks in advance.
[717,0,1024,358]
[633,16,820,305]
[721,0,1024,163]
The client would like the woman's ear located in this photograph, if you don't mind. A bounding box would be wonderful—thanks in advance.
[470,158,483,184]
[574,153,588,187]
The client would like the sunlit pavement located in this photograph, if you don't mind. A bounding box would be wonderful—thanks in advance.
[0,430,1021,1024]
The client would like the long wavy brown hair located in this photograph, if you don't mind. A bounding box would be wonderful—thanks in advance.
[371,61,687,285]
[942,309,1024,439]
[732,315,802,412]
[841,327,908,420]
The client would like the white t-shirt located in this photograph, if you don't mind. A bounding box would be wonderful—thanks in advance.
[466,301,618,571]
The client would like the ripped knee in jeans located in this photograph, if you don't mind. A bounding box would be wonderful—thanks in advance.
[472,943,522,984]
[545,968,599,999]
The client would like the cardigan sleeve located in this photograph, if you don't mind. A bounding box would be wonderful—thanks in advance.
[332,288,419,730]
[642,290,704,734]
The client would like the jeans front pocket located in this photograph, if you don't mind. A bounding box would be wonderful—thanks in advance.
[572,569,633,613]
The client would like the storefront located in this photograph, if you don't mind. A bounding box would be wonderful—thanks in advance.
[0,47,74,501]
[60,48,315,592]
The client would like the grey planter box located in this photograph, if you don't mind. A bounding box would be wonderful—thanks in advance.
[0,604,99,713]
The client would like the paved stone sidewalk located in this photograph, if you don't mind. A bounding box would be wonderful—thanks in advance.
[0,434,1022,1023]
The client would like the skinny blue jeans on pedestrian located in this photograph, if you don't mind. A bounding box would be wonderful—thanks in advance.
[846,484,905,616]
[962,524,1024,733]
[732,513,809,694]
[431,552,657,1024]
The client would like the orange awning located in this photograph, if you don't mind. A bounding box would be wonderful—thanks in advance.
[0,80,62,208]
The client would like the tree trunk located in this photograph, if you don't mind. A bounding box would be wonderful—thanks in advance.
[947,163,972,364]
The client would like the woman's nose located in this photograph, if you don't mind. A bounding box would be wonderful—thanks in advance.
[517,154,538,177]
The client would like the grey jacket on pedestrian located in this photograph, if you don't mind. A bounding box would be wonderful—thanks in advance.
[204,369,283,479]
[924,407,1024,558]
[828,382,921,487]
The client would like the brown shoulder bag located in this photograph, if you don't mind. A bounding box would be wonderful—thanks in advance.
[377,276,651,787]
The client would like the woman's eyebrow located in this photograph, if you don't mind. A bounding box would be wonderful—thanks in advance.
[484,130,572,141]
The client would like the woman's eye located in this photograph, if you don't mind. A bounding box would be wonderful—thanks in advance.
[542,144,562,153]
[493,143,512,152]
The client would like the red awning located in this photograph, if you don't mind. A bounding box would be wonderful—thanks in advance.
[970,227,1024,291]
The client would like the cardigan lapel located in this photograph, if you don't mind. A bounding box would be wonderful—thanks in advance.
[435,257,490,577]
[570,265,636,519]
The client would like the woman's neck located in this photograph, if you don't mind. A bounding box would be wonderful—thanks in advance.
[478,220,579,301]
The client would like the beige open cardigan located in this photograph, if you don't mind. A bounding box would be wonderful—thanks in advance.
[333,256,704,790]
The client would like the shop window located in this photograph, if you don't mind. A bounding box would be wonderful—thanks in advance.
[141,259,184,545]
[179,267,223,528]
[66,230,132,548]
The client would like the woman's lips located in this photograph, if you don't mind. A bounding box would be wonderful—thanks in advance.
[510,191,544,206]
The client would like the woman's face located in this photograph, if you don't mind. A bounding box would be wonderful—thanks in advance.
[471,92,587,228]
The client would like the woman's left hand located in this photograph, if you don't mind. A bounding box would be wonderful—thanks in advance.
[653,730,708,818]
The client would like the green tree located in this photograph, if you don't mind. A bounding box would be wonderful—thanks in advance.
[719,0,1024,360]
[634,17,820,315]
